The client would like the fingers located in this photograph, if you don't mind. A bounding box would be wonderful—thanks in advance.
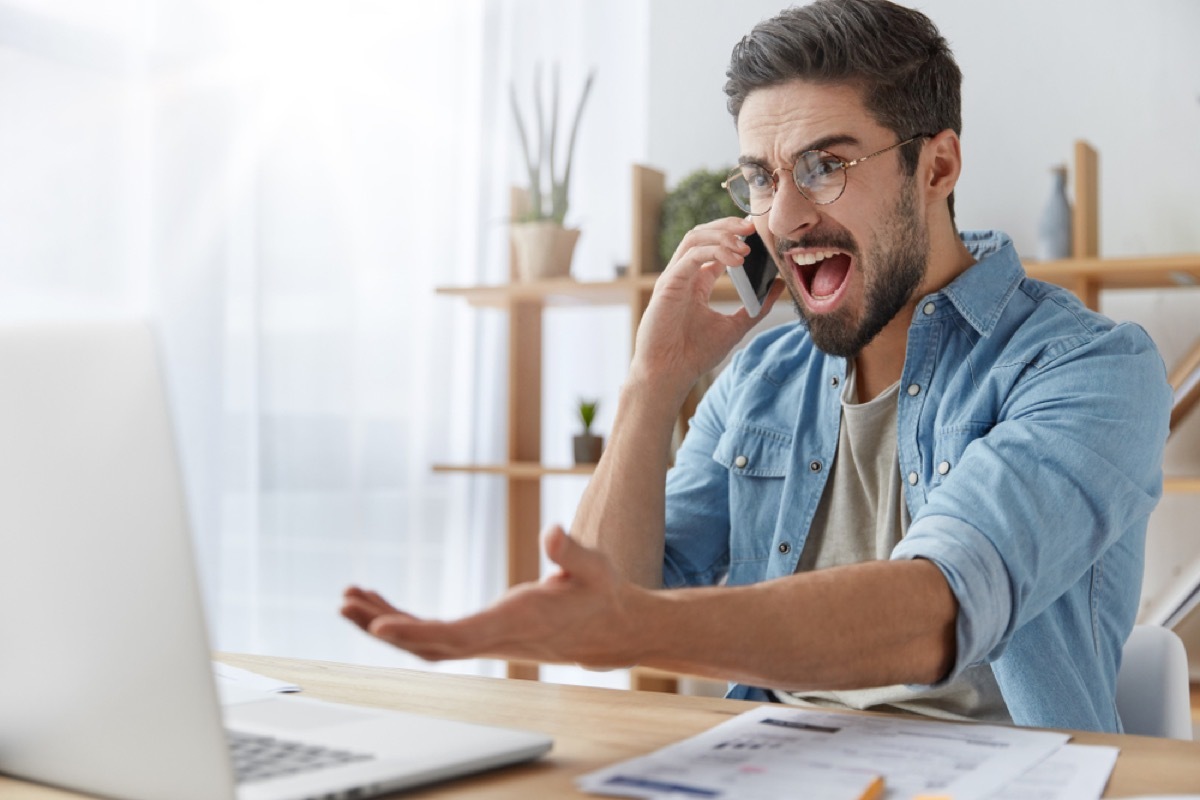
[338,528,633,667]
[340,586,504,662]
[342,586,399,615]
[340,586,411,632]
[368,615,479,661]
[666,217,755,276]
[542,525,607,584]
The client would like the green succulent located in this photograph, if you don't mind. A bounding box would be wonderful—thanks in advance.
[657,167,741,269]
[578,399,599,434]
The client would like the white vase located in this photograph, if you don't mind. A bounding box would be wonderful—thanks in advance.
[1036,165,1072,261]
[511,221,580,282]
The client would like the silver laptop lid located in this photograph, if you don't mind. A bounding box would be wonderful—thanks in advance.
[0,321,237,800]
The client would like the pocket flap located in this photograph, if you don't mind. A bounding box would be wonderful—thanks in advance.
[713,424,792,477]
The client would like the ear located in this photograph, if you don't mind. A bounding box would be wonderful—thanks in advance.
[921,129,962,210]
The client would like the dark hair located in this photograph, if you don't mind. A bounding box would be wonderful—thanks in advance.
[725,0,962,219]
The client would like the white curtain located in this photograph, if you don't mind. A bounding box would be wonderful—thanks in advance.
[167,0,517,671]
[0,0,646,680]
[0,0,518,674]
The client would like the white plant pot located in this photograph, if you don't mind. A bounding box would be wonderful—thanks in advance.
[511,221,580,282]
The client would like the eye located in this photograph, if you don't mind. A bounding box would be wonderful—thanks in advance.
[740,166,774,193]
[798,150,843,182]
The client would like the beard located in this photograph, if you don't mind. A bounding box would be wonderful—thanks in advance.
[780,182,929,358]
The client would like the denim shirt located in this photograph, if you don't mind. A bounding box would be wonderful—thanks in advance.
[662,230,1170,732]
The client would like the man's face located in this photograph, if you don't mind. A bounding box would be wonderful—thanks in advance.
[736,80,929,358]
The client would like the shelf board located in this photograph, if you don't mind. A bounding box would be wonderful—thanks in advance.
[434,462,596,479]
[437,274,741,308]
[1165,476,1200,493]
[1024,254,1200,291]
[441,254,1200,310]
[436,465,1198,490]
[437,276,653,308]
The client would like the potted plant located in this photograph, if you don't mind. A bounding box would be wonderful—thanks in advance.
[573,398,603,464]
[509,64,595,282]
[657,166,742,271]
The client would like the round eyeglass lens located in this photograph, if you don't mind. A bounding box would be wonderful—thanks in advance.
[726,176,751,213]
[727,167,773,215]
[795,150,846,205]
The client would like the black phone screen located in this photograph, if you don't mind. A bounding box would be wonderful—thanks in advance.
[743,232,778,303]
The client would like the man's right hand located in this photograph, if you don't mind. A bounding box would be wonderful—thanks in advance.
[569,217,783,583]
[631,217,785,403]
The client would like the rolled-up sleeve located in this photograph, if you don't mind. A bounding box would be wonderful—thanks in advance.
[892,321,1170,683]
[892,514,1012,681]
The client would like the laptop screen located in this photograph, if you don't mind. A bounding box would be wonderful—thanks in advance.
[0,321,238,800]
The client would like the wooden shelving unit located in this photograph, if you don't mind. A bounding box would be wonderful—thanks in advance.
[1024,253,1200,307]
[437,274,743,307]
[1022,143,1200,305]
[436,148,1198,684]
[432,462,596,479]
[1165,477,1200,494]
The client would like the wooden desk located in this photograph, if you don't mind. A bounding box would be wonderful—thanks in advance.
[2,654,1198,798]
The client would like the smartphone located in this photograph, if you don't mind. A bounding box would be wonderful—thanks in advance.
[726,232,778,318]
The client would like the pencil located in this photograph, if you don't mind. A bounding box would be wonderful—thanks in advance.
[857,775,886,800]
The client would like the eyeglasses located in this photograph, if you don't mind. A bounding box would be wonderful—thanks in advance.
[722,134,931,215]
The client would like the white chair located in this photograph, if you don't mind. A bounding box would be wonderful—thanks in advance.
[1115,624,1193,739]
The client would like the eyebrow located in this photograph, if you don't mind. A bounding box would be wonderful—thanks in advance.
[738,133,864,168]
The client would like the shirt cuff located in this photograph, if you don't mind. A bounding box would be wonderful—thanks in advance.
[890,513,1013,686]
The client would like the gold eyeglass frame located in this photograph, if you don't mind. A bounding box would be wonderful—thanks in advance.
[722,133,932,214]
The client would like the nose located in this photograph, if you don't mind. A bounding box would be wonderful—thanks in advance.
[767,172,820,241]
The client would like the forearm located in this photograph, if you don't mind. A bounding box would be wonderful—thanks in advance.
[570,217,774,588]
[625,558,958,690]
[572,377,688,588]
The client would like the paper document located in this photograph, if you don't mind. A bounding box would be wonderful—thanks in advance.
[984,743,1118,800]
[577,705,1070,800]
[212,662,301,706]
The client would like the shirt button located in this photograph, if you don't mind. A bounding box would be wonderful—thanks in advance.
[907,383,921,396]
[778,542,791,555]
[809,460,822,472]
[831,376,840,388]
[938,461,951,475]
[923,302,936,315]
[734,455,748,469]
[908,471,919,486]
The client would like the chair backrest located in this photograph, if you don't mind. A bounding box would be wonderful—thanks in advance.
[1115,624,1193,739]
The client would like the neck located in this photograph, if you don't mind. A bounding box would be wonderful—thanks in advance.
[854,224,975,402]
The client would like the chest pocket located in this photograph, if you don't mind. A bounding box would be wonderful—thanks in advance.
[713,423,792,565]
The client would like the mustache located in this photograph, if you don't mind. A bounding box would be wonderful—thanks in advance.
[775,231,858,260]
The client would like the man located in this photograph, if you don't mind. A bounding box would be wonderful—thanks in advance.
[343,0,1170,732]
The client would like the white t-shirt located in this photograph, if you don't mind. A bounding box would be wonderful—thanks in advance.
[776,364,1011,723]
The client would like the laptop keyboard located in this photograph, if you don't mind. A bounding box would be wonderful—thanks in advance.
[229,730,376,784]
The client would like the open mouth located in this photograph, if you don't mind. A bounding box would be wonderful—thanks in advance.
[792,250,853,300]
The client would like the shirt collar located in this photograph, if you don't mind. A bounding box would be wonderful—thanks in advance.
[934,230,1024,337]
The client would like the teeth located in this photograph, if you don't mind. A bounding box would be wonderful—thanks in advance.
[791,250,839,266]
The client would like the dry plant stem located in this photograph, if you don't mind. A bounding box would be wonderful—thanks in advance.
[508,64,595,224]
[557,71,594,222]
[509,83,540,219]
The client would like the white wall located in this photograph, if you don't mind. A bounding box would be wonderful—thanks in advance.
[641,0,1200,668]
[647,0,1200,253]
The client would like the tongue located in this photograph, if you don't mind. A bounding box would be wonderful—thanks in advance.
[810,253,851,298]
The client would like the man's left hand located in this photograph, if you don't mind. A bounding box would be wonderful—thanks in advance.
[341,525,645,669]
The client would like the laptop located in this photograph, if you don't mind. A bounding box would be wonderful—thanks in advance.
[0,321,552,800]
